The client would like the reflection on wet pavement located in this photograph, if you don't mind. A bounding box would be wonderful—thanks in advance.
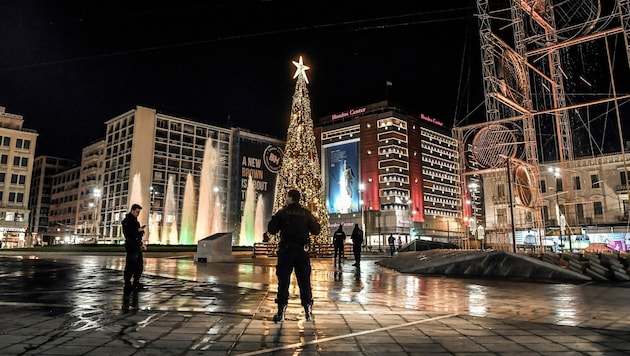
[1,252,630,355]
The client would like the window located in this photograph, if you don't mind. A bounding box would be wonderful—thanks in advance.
[2,137,9,146]
[15,139,22,149]
[540,180,547,193]
[13,156,20,166]
[21,157,28,167]
[591,174,600,188]
[576,204,584,222]
[10,174,17,184]
[19,175,25,185]
[573,176,581,190]
[497,183,505,197]
[0,173,4,183]
[1,155,8,164]
[24,140,30,149]
[542,205,549,222]
[594,201,603,216]
[497,208,507,224]
[556,178,563,192]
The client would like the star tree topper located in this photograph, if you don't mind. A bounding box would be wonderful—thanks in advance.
[292,56,310,84]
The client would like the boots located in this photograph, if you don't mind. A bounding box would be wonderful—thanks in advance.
[273,305,287,322]
[304,303,313,321]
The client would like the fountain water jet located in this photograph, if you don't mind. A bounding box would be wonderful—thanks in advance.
[239,175,256,246]
[162,175,178,245]
[179,173,197,245]
[195,139,223,242]
[254,193,265,244]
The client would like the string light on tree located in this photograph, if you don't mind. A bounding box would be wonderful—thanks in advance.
[271,56,331,244]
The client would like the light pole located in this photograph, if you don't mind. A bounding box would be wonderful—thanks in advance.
[548,167,571,251]
[359,183,366,245]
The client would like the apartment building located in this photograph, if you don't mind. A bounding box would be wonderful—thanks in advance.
[0,107,38,248]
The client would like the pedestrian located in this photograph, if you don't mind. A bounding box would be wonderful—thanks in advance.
[397,236,403,250]
[122,203,146,293]
[351,223,363,266]
[267,189,321,322]
[388,234,395,256]
[333,224,346,267]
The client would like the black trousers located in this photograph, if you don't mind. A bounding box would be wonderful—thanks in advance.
[275,246,312,307]
[334,244,344,263]
[124,247,143,285]
[353,245,361,263]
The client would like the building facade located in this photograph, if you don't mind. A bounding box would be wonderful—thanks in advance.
[482,152,630,251]
[75,140,105,241]
[28,156,76,245]
[48,166,80,244]
[95,106,283,245]
[0,107,38,248]
[315,101,461,249]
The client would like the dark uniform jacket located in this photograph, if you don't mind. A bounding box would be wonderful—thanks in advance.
[351,227,363,246]
[122,213,143,249]
[268,203,321,247]
[333,230,346,247]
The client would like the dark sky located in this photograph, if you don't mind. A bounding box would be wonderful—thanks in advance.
[0,1,482,160]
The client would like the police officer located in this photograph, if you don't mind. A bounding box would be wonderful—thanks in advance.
[122,203,146,293]
[351,223,363,266]
[333,224,346,267]
[268,189,321,322]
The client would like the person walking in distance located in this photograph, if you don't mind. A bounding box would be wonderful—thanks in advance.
[351,223,363,267]
[267,189,321,322]
[388,234,395,256]
[332,224,346,267]
[122,204,146,293]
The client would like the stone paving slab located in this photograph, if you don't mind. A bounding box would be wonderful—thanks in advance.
[1,253,630,355]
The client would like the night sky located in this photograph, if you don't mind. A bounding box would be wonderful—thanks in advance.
[0,1,482,160]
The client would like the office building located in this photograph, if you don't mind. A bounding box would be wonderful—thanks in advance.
[315,101,461,248]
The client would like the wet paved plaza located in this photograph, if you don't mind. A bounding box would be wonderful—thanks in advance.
[1,250,630,355]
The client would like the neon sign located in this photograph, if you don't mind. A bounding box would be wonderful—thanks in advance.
[332,107,367,120]
[420,113,444,127]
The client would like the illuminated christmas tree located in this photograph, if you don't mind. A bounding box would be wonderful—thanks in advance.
[272,56,331,244]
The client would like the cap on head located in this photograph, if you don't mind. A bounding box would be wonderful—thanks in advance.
[131,203,142,211]
[287,189,301,202]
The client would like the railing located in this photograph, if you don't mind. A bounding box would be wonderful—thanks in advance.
[253,242,354,258]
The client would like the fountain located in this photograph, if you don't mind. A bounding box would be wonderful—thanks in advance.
[162,175,178,245]
[254,193,266,244]
[129,172,155,242]
[238,175,269,246]
[179,173,197,245]
[195,139,223,243]
[239,175,256,246]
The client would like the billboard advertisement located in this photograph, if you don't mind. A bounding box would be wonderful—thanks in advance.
[238,140,283,224]
[324,140,359,214]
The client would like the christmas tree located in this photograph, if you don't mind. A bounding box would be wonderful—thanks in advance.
[272,56,331,244]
